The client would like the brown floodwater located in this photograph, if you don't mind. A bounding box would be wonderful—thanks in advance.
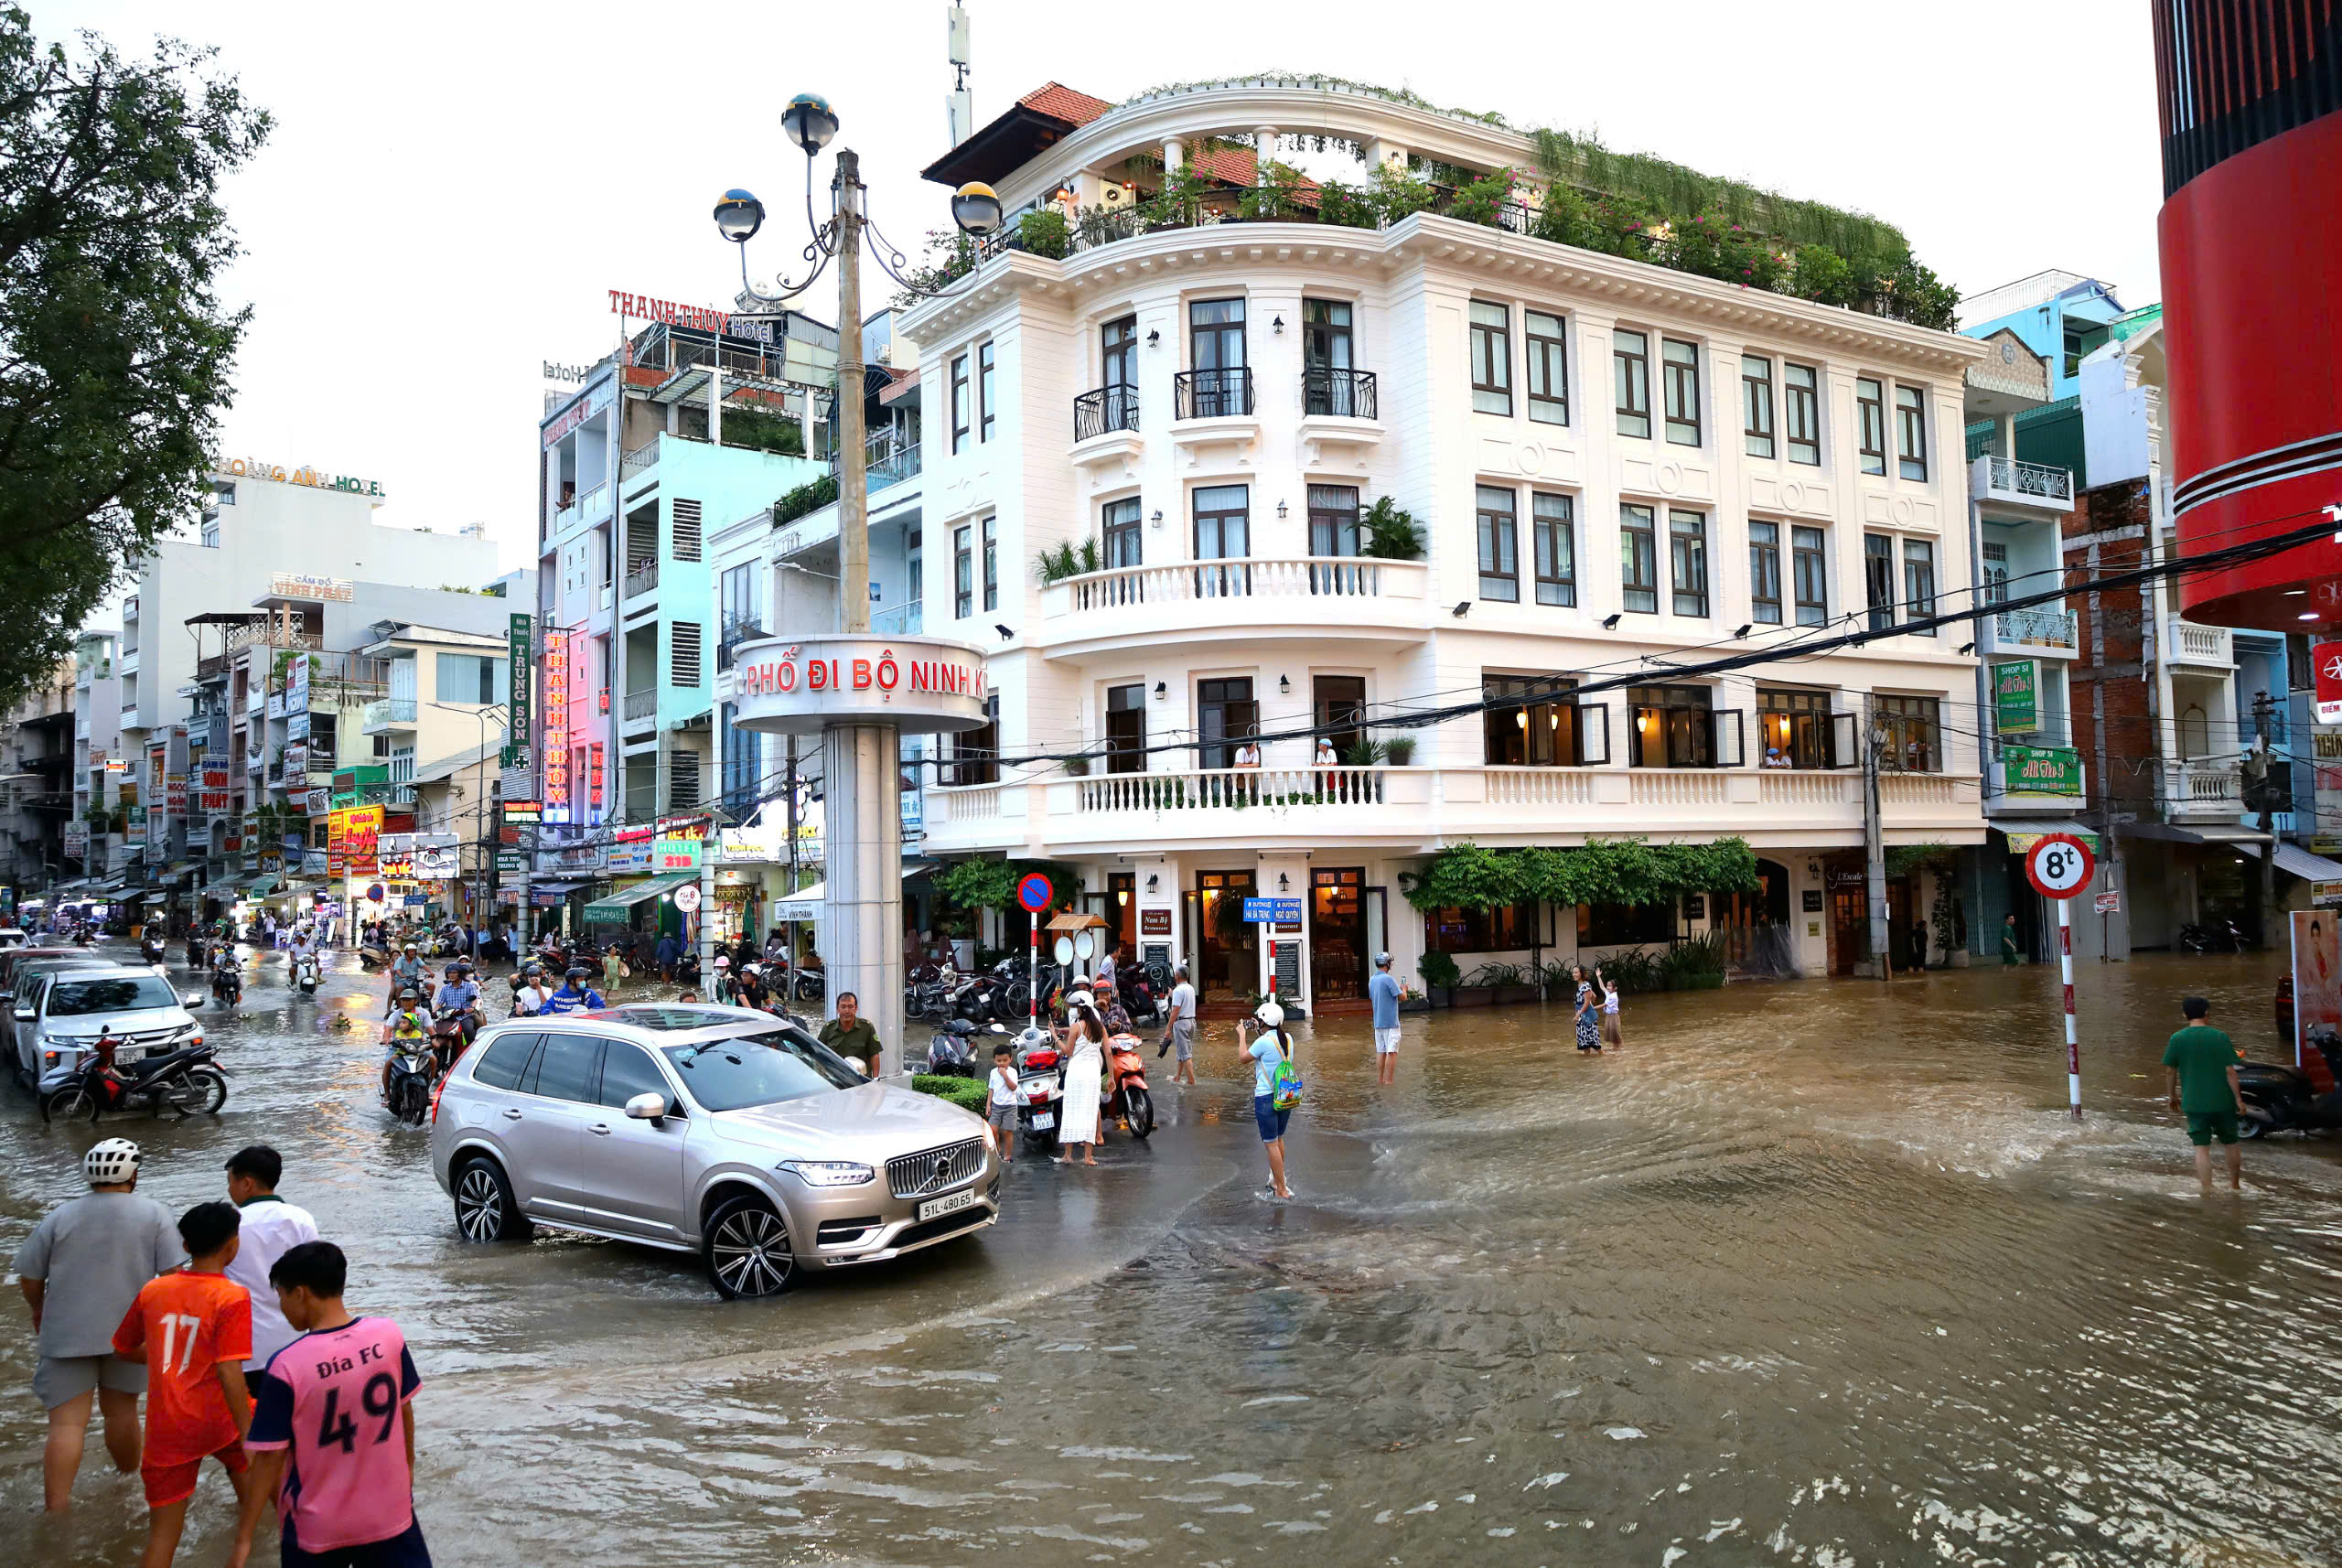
[5,943,2340,1566]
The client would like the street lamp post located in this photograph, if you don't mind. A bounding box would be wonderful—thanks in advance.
[717,95,1002,1062]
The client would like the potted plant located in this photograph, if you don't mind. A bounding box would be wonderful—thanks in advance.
[1396,984,1431,1015]
[1416,950,1460,1008]
[1063,755,1090,777]
[1383,735,1417,766]
[1359,498,1425,560]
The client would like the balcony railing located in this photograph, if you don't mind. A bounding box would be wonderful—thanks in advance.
[1073,385,1139,442]
[2167,616,2233,666]
[871,602,924,637]
[624,561,660,599]
[1303,367,1378,420]
[623,689,657,722]
[1173,367,1253,420]
[361,698,417,730]
[1073,766,1388,814]
[1985,456,2074,504]
[620,442,660,478]
[1055,555,1426,614]
[1994,607,2079,650]
[2168,757,2242,816]
[868,441,922,494]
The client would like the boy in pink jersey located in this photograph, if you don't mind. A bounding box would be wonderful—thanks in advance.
[228,1242,431,1568]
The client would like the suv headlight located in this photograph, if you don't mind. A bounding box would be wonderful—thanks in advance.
[778,1159,875,1187]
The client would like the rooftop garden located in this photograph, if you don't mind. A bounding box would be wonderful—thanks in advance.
[908,74,1956,330]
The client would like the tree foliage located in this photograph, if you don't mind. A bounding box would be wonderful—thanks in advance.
[0,8,270,708]
[931,858,1087,922]
[1403,838,1760,910]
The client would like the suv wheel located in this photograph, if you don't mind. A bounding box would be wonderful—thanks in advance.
[453,1156,532,1242]
[704,1193,796,1300]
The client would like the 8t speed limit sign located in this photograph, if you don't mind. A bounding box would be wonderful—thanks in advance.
[2025,832,2095,901]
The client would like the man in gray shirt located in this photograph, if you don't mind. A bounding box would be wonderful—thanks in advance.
[1163,963,1198,1086]
[1370,950,1403,1085]
[14,1136,182,1510]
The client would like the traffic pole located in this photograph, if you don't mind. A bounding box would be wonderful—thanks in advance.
[1028,908,1038,1029]
[2059,896,2080,1119]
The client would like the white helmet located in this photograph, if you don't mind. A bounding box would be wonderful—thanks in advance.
[1253,1000,1284,1028]
[85,1138,141,1185]
[1066,989,1096,1012]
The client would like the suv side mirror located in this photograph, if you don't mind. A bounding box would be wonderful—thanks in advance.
[11,1006,31,1023]
[182,994,205,1008]
[623,1091,669,1122]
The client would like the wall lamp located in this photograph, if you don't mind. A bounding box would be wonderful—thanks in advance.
[1145,873,1159,892]
[1149,510,1164,527]
[1276,499,1288,518]
[1146,328,1160,347]
[1452,601,1471,618]
[994,623,1015,641]
[1602,613,1623,629]
[1278,871,1291,891]
[1733,624,1751,639]
[1153,681,1166,701]
[1272,315,1285,334]
[1956,640,1976,655]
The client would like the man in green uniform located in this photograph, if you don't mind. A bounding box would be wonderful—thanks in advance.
[819,991,882,1078]
[2000,912,2022,967]
[2162,995,2244,1197]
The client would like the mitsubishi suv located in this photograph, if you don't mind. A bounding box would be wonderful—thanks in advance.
[428,1004,1003,1299]
[14,962,206,1091]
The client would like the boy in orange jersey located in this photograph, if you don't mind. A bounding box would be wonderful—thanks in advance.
[113,1201,254,1568]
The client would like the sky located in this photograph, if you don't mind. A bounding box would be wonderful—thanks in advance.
[47,0,2165,586]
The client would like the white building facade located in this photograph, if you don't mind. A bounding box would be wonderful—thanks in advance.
[886,82,1992,1008]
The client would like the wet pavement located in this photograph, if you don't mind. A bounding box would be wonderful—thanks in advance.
[6,941,2342,1565]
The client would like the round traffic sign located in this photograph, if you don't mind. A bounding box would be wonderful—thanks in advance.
[2025,833,2096,900]
[1016,873,1053,913]
[672,883,702,912]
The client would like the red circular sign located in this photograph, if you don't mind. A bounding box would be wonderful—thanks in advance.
[2025,833,2096,901]
[1016,873,1053,913]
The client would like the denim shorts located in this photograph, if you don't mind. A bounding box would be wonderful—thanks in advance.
[1252,1093,1292,1143]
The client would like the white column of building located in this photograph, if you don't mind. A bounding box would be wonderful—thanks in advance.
[822,721,903,1062]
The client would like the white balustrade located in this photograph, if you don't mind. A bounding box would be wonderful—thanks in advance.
[1629,770,1728,806]
[1759,771,1849,806]
[1074,766,1389,814]
[1059,556,1425,615]
[1481,768,1595,806]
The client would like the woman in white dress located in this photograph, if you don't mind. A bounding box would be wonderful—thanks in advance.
[1055,990,1107,1165]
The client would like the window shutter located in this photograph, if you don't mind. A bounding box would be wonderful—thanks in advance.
[671,622,704,688]
[669,748,702,808]
[672,499,703,562]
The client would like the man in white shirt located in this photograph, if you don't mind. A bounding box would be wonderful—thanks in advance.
[221,1144,320,1370]
[510,961,557,1018]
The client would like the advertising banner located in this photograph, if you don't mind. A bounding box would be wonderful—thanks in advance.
[63,821,89,859]
[342,804,384,877]
[413,844,459,879]
[288,651,310,714]
[2002,744,2082,796]
[2315,639,2342,725]
[509,612,532,758]
[1993,660,2040,736]
[165,772,188,817]
[541,627,570,815]
[199,766,231,812]
[2289,909,2342,1091]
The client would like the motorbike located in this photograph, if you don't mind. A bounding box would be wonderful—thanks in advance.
[385,1036,438,1127]
[789,965,825,1004]
[293,951,322,994]
[1102,1032,1155,1138]
[1011,1026,1065,1151]
[429,1006,478,1078]
[924,1017,1006,1078]
[905,963,953,1021]
[139,932,167,967]
[186,932,209,970]
[673,950,702,987]
[2238,1025,2342,1138]
[2179,918,2249,954]
[1110,965,1164,1026]
[41,1035,229,1122]
[70,923,94,948]
[209,955,242,1004]
[950,971,1002,1024]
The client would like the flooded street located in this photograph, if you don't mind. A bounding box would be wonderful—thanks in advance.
[7,942,2342,1565]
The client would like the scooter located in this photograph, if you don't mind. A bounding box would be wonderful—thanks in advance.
[1102,1032,1155,1138]
[925,1017,1006,1078]
[2179,918,2249,953]
[293,951,322,994]
[430,1006,478,1078]
[139,932,167,966]
[1012,1025,1064,1152]
[41,1033,229,1122]
[209,956,242,1005]
[2238,1026,2342,1138]
[186,932,209,970]
[1113,965,1164,1026]
[385,1036,438,1127]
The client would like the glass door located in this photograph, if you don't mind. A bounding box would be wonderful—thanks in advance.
[1196,678,1255,771]
[1310,867,1366,1000]
[1198,869,1258,1002]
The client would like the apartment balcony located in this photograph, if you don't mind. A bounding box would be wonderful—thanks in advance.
[623,561,660,601]
[622,689,657,733]
[118,707,138,732]
[923,764,1983,855]
[361,698,418,735]
[1970,455,2075,514]
[1172,367,1253,421]
[1073,385,1139,443]
[868,441,922,496]
[1036,556,1430,660]
[1296,367,1385,459]
[1982,605,2080,660]
[2165,757,2243,822]
[2163,613,2234,671]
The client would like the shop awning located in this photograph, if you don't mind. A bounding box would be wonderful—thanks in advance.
[2115,820,2269,846]
[579,871,699,922]
[88,879,126,896]
[247,875,278,896]
[2001,820,2103,854]
[768,866,923,924]
[526,880,592,897]
[2239,841,2342,880]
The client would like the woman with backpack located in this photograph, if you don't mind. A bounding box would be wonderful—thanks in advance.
[1241,1000,1300,1200]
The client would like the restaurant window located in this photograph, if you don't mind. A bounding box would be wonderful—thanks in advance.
[1309,485,1360,557]
[1661,338,1701,446]
[1864,534,1896,630]
[1482,674,1579,767]
[1525,309,1568,425]
[1628,683,1714,768]
[1101,315,1137,391]
[1855,377,1886,476]
[1792,525,1829,625]
[1531,492,1575,607]
[951,353,970,453]
[1578,900,1676,948]
[1749,521,1783,624]
[981,516,998,613]
[1742,354,1775,459]
[1895,384,1928,481]
[1615,328,1651,439]
[1620,503,1659,614]
[1669,510,1709,618]
[1104,682,1145,774]
[1426,901,1539,954]
[953,694,999,785]
[1783,363,1821,465]
[952,526,972,618]
[978,342,996,443]
[1902,540,1937,634]
[1476,485,1519,602]
[1757,687,1834,769]
[1877,694,1941,773]
[1102,497,1143,569]
[1469,301,1512,416]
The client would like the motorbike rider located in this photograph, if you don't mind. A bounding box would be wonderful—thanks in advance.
[380,986,434,1104]
[735,961,771,1013]
[543,964,606,1015]
[435,960,483,1045]
[711,953,733,1004]
[386,941,433,1016]
[510,961,556,1018]
[209,941,241,999]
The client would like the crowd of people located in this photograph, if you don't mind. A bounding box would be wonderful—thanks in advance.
[15,1141,431,1567]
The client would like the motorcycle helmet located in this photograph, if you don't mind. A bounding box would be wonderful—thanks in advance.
[1252,1000,1284,1028]
[522,961,543,977]
[742,962,760,976]
[564,965,589,983]
[403,942,419,953]
[1066,989,1096,1012]
[714,954,730,969]
[85,1138,141,1185]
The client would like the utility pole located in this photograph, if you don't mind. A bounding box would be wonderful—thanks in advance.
[2250,689,2279,946]
[1864,694,1891,980]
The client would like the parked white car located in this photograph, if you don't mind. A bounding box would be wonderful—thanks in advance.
[14,964,206,1093]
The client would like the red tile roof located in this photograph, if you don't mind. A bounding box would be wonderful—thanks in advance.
[1015,82,1112,127]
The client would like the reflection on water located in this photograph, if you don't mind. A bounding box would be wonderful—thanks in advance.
[6,947,2342,1566]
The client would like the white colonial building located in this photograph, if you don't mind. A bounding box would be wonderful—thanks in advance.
[870,80,1990,1008]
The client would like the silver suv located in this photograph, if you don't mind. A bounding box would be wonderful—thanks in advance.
[428,1004,1003,1299]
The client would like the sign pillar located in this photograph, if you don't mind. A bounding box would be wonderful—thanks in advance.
[1017,874,1052,1030]
[2025,832,2096,1121]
